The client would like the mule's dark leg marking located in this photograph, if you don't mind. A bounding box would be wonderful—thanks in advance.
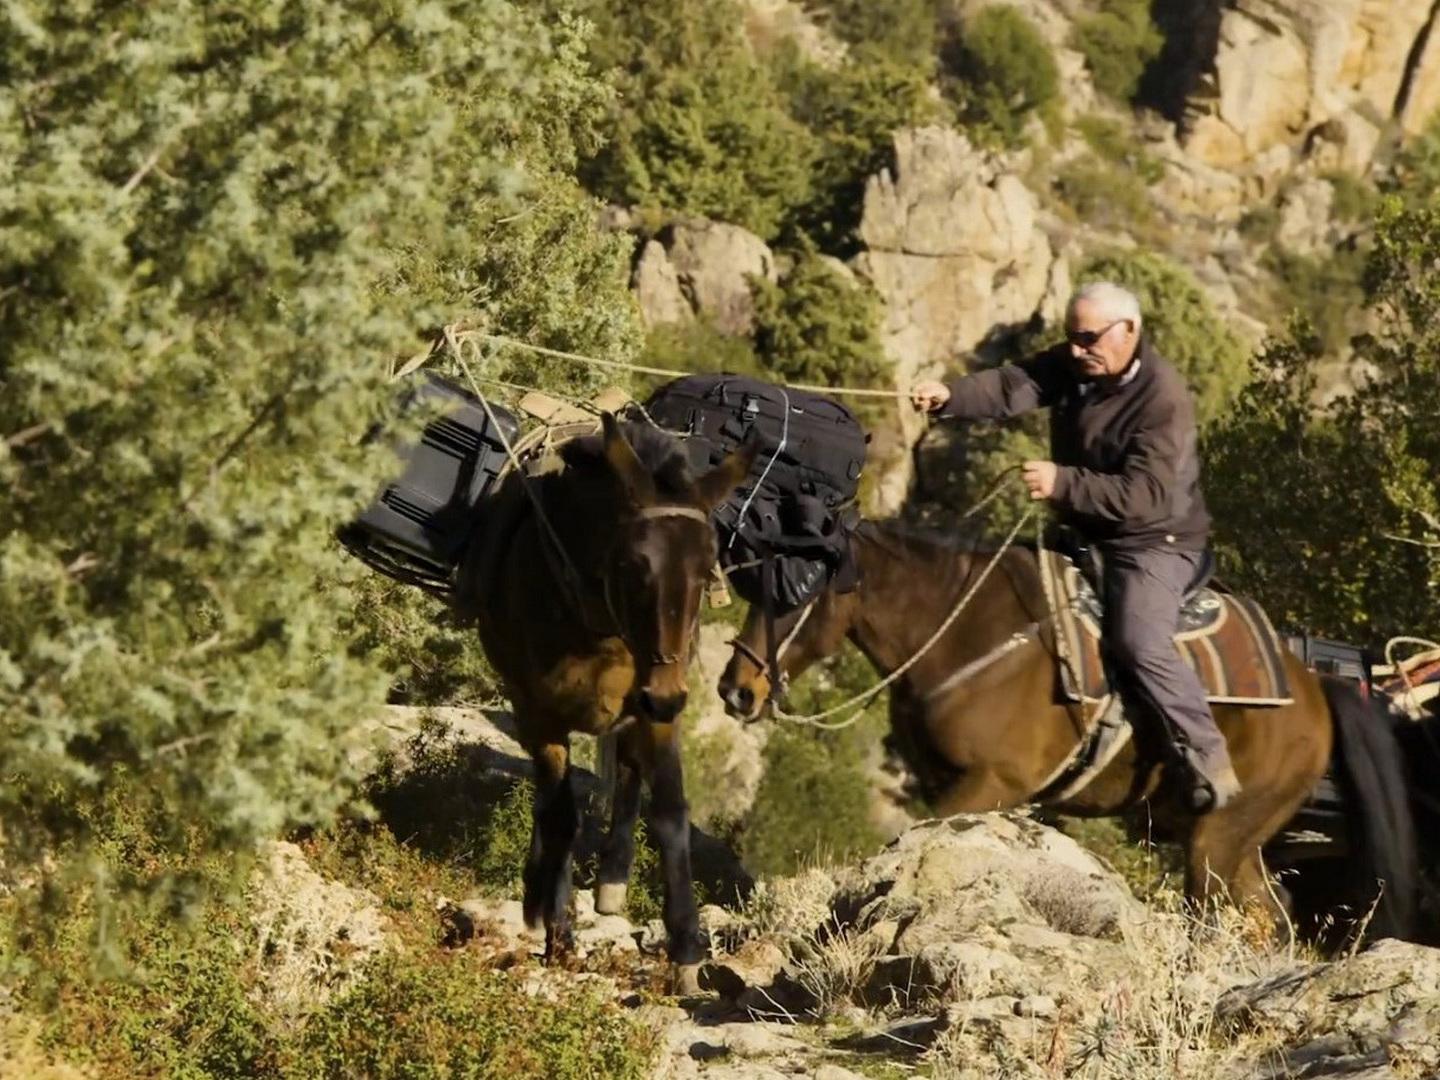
[646,722,705,966]
[596,724,643,915]
[523,740,579,960]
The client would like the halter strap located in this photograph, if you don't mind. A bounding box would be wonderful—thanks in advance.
[636,505,711,525]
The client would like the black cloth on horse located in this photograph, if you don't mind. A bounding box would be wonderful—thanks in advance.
[642,374,868,613]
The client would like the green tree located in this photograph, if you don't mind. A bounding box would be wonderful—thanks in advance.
[1204,198,1440,642]
[580,0,817,239]
[805,0,948,69]
[775,42,941,254]
[1072,0,1165,104]
[941,6,1060,146]
[0,0,640,916]
[751,245,888,389]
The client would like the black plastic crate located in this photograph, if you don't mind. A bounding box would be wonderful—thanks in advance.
[1283,634,1372,693]
[340,372,519,590]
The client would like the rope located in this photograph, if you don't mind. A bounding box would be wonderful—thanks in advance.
[462,330,910,400]
[1383,636,1440,694]
[773,504,1037,729]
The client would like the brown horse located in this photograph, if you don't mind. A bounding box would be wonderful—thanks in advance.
[719,520,1418,940]
[458,414,753,990]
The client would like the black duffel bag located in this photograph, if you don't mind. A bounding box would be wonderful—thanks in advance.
[643,373,868,612]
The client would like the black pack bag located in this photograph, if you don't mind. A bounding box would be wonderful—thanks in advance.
[643,373,867,612]
[339,371,519,593]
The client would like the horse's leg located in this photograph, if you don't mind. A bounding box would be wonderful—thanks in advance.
[595,723,643,916]
[643,720,705,994]
[523,739,580,961]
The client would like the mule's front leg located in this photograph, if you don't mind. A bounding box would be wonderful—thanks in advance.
[595,725,643,916]
[646,721,705,994]
[523,740,579,962]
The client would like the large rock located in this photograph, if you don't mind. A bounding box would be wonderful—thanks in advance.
[853,127,1058,512]
[1183,0,1440,167]
[657,220,778,336]
[633,239,693,328]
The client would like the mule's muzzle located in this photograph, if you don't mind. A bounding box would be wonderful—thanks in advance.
[722,684,756,720]
[637,687,687,723]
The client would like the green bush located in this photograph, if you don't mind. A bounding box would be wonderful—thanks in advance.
[776,42,941,253]
[1072,0,1165,103]
[291,950,656,1079]
[740,645,886,877]
[0,0,642,922]
[1074,114,1165,184]
[1260,245,1366,355]
[941,6,1060,146]
[1324,170,1380,224]
[751,246,889,391]
[805,0,949,68]
[581,0,817,240]
[641,320,763,378]
[1054,158,1156,233]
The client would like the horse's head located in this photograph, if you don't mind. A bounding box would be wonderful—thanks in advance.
[595,412,755,723]
[718,596,834,722]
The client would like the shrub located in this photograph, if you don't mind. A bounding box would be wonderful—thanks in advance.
[1054,158,1156,234]
[740,644,886,878]
[1260,245,1366,355]
[941,6,1060,146]
[0,0,642,924]
[1075,114,1166,184]
[805,0,949,68]
[581,0,817,240]
[751,246,889,391]
[776,42,942,253]
[290,950,656,1079]
[1072,0,1165,104]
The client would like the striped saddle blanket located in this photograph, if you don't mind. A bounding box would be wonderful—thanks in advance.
[1040,550,1293,707]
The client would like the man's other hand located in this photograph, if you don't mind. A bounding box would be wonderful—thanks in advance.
[1022,460,1058,500]
[910,380,951,412]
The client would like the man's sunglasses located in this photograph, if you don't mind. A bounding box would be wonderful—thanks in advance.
[1066,319,1130,348]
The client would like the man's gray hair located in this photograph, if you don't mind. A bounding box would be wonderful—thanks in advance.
[1069,281,1142,327]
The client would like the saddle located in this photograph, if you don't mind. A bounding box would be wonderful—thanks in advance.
[1040,547,1293,707]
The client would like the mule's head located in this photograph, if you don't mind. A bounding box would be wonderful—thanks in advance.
[595,412,755,723]
[718,600,790,722]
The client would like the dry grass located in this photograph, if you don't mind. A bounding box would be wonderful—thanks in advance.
[0,1016,94,1079]
[928,892,1311,1080]
[787,913,889,1019]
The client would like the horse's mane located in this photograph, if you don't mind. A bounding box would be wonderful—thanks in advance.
[560,420,697,500]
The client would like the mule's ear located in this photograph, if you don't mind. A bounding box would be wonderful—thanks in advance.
[695,434,759,512]
[602,411,656,505]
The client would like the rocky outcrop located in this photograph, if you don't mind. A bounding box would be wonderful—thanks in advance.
[632,220,778,335]
[1183,0,1440,169]
[853,127,1061,511]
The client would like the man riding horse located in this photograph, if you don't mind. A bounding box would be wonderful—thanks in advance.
[910,281,1241,814]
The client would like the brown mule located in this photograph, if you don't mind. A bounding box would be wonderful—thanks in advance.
[719,520,1418,940]
[458,414,754,990]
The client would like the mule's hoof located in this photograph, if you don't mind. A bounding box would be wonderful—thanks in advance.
[670,962,703,997]
[595,882,628,916]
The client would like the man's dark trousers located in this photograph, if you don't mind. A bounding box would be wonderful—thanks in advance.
[1100,546,1233,780]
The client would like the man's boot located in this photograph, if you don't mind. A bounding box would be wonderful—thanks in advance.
[1186,758,1241,815]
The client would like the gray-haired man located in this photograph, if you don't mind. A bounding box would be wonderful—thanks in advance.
[910,282,1242,813]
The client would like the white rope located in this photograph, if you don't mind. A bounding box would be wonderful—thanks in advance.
[773,505,1037,729]
[459,329,910,400]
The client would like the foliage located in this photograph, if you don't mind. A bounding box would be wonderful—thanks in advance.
[1054,158,1156,234]
[1205,199,1440,642]
[741,644,886,877]
[775,42,941,253]
[580,0,817,240]
[642,319,763,377]
[1323,170,1379,225]
[0,0,644,921]
[804,0,948,69]
[1260,245,1367,355]
[1074,114,1166,184]
[291,950,655,1079]
[940,6,1060,146]
[1072,0,1165,104]
[751,246,889,390]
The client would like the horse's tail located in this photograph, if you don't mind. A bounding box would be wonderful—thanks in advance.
[1321,676,1419,942]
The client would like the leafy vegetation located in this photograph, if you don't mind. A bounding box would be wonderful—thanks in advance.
[1072,0,1166,104]
[940,6,1060,146]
